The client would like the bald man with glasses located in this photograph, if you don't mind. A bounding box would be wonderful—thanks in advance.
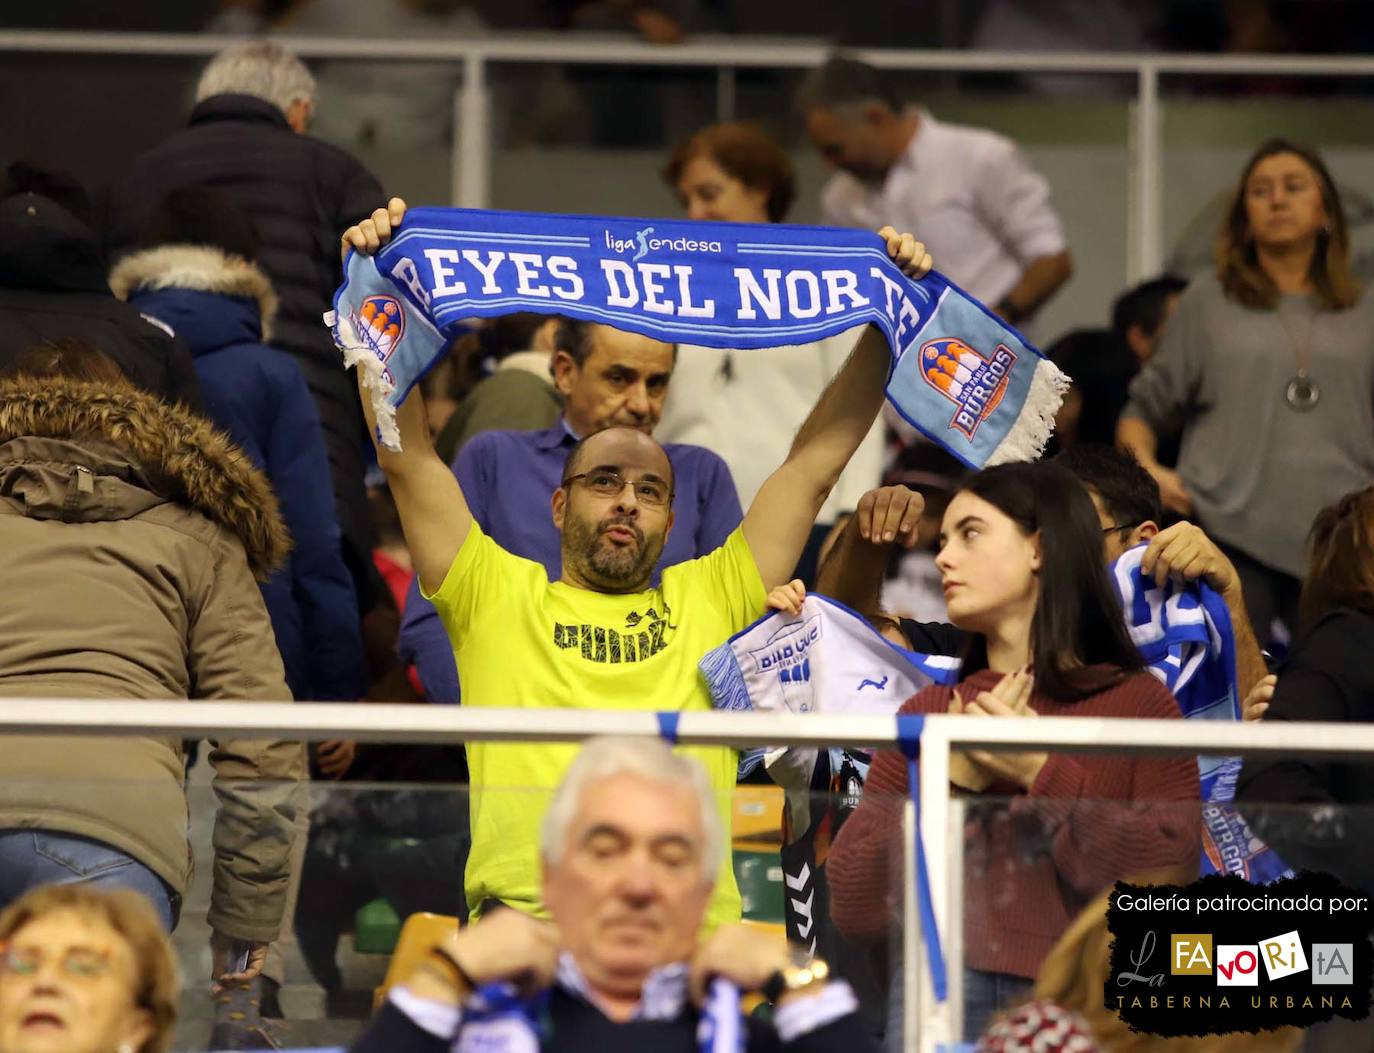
[342,198,932,932]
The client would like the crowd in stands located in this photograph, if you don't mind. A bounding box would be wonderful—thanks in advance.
[0,34,1371,1053]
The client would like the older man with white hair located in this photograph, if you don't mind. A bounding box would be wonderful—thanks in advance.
[352,736,875,1053]
[102,40,383,626]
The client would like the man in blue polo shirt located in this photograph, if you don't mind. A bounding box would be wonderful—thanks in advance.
[398,317,741,700]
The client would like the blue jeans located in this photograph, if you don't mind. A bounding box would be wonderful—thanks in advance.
[885,963,1034,1049]
[0,830,176,931]
[962,968,1034,1040]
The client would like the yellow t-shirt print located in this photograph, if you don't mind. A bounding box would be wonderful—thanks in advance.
[425,523,767,928]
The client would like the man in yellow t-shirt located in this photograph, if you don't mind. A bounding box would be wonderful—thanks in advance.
[342,198,932,927]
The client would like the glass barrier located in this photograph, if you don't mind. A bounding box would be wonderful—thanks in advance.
[0,764,905,1051]
[488,68,1132,343]
[0,53,452,208]
[2,752,1370,1052]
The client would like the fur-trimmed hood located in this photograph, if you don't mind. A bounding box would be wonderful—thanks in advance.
[0,375,289,578]
[110,245,279,342]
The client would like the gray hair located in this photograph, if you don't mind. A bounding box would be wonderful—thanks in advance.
[195,41,317,115]
[794,53,903,116]
[541,736,724,879]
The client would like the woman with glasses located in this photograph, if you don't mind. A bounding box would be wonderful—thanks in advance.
[1119,139,1374,648]
[0,883,179,1053]
[827,460,1201,1042]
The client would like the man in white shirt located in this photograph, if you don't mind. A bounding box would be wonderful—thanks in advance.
[798,55,1073,328]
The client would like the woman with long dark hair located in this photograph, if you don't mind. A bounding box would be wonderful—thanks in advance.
[1236,485,1374,898]
[828,461,1200,1040]
[1119,139,1374,646]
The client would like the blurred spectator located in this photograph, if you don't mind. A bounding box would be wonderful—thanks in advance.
[976,875,1301,1053]
[0,341,304,983]
[657,120,885,586]
[970,0,1154,94]
[1119,139,1374,649]
[369,476,426,701]
[109,185,364,705]
[1237,485,1374,898]
[827,461,1200,1040]
[100,41,385,617]
[1057,444,1269,706]
[0,163,202,410]
[398,317,741,703]
[799,54,1072,324]
[1050,275,1187,451]
[350,737,874,1053]
[433,312,563,464]
[262,0,483,152]
[0,884,180,1053]
[550,0,702,42]
[292,474,471,1002]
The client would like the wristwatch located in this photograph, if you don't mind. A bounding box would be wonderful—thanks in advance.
[762,949,830,1003]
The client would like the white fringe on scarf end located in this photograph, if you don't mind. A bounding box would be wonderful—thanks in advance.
[985,356,1072,465]
[325,309,403,452]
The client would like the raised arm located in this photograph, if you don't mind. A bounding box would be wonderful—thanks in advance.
[743,229,931,591]
[342,200,474,594]
[813,485,924,612]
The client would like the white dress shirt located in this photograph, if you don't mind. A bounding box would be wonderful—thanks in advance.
[656,329,886,525]
[821,111,1067,306]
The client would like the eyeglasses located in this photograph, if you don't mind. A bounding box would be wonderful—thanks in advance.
[562,469,671,508]
[1101,523,1138,536]
[0,945,112,981]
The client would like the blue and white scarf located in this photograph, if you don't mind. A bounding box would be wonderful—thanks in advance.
[326,208,1067,468]
[437,963,743,1053]
[1110,546,1292,884]
[700,594,958,784]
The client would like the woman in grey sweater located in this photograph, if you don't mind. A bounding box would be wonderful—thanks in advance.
[1119,139,1374,645]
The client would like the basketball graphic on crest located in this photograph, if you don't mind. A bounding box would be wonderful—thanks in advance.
[919,336,1018,441]
[358,295,405,358]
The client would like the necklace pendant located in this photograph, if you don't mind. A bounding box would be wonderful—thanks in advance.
[1285,373,1320,412]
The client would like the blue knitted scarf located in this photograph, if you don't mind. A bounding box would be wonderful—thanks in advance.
[327,208,1067,466]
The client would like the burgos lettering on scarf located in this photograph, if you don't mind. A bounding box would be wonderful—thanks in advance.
[326,208,1067,467]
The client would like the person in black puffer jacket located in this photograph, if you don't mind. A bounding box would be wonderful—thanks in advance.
[0,163,202,410]
[100,40,384,610]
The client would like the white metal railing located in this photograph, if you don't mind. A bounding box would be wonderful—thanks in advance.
[8,30,1374,281]
[2,699,1372,1050]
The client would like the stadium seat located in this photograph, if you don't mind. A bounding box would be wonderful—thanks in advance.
[354,898,404,955]
[732,840,786,926]
[372,911,462,1012]
[733,784,784,843]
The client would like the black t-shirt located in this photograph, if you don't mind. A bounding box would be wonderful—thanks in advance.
[897,618,969,656]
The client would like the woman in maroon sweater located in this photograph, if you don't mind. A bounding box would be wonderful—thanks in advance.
[827,461,1200,1041]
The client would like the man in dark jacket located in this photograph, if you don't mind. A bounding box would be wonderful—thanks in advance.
[0,163,202,409]
[100,40,384,606]
[351,736,874,1053]
[109,186,364,708]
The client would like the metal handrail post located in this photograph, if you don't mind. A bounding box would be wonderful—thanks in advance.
[457,51,491,208]
[1131,61,1164,283]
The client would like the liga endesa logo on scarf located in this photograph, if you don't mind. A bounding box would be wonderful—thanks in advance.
[1106,872,1373,1035]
